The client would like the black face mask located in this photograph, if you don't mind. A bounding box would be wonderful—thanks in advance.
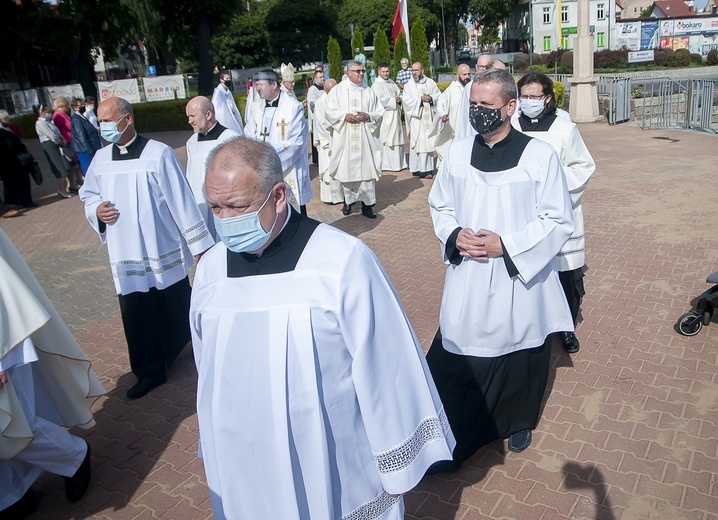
[78,106,86,114]
[469,102,508,135]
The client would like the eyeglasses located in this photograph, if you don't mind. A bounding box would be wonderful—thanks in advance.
[349,69,366,74]
[519,94,547,100]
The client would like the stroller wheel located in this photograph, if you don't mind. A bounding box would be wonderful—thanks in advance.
[676,312,703,336]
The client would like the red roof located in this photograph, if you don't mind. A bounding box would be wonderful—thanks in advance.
[653,0,695,16]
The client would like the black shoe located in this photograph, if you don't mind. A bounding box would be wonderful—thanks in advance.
[1,487,38,519]
[65,441,91,502]
[126,374,167,399]
[508,429,532,453]
[425,459,461,476]
[361,203,376,219]
[342,203,352,216]
[560,331,580,353]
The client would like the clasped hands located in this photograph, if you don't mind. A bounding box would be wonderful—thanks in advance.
[456,228,502,260]
[345,112,370,124]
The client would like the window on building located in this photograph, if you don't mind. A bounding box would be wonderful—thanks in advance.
[543,36,552,51]
[561,35,569,49]
[543,7,551,24]
[597,32,605,47]
[597,3,605,20]
[562,5,569,23]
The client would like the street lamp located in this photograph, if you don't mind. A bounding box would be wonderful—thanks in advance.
[441,0,449,66]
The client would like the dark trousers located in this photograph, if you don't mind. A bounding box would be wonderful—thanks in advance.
[118,277,192,379]
[426,330,551,464]
[559,267,585,326]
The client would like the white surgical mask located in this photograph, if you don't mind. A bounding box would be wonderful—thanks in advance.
[520,98,546,119]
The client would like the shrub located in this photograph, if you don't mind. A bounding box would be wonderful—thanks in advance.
[12,113,38,138]
[653,49,672,67]
[668,48,691,67]
[553,81,566,109]
[690,53,703,65]
[373,29,391,69]
[410,18,430,76]
[328,36,343,82]
[436,82,451,92]
[707,48,718,65]
[594,49,628,70]
[392,32,409,78]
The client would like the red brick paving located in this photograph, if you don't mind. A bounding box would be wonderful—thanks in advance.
[1,121,717,519]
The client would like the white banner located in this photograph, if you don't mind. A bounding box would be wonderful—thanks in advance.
[628,50,654,63]
[143,74,186,102]
[97,79,141,103]
[674,17,718,36]
[10,90,40,114]
[45,84,84,104]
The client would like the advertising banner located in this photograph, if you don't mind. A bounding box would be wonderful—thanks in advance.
[660,36,690,50]
[97,79,141,103]
[673,17,718,36]
[143,75,186,102]
[616,22,641,51]
[641,21,659,49]
[628,50,655,63]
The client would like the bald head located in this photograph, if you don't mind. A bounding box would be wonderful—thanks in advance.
[205,138,288,254]
[324,78,337,93]
[457,63,472,86]
[97,96,135,145]
[492,60,506,70]
[186,96,215,134]
[476,55,492,72]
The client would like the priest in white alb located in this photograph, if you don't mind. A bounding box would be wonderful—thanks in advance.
[79,97,215,400]
[245,69,312,214]
[191,138,455,520]
[324,60,384,218]
[212,71,244,135]
[426,69,573,472]
[185,96,241,240]
[313,78,343,204]
[306,67,326,164]
[371,62,407,172]
[402,62,440,178]
[431,64,472,169]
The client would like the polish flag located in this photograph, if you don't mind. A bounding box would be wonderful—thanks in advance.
[391,0,411,55]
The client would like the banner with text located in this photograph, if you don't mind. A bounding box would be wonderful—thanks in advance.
[143,75,186,102]
[97,79,141,103]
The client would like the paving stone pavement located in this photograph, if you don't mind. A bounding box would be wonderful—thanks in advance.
[1,121,717,520]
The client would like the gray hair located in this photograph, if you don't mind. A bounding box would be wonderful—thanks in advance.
[116,97,134,117]
[0,109,9,120]
[348,60,364,70]
[472,69,517,104]
[206,137,284,194]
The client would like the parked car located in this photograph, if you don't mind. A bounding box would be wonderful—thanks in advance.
[456,47,471,61]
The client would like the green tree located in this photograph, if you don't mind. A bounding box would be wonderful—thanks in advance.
[470,0,519,39]
[410,18,430,75]
[213,10,271,68]
[351,28,365,56]
[393,32,409,74]
[328,36,343,81]
[373,29,391,67]
[266,1,336,65]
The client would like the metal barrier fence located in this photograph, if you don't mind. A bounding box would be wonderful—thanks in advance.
[603,77,717,133]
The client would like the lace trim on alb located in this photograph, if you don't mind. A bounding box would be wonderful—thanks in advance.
[373,409,450,474]
[340,492,400,520]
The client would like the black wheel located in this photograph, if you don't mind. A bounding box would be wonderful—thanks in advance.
[676,312,703,336]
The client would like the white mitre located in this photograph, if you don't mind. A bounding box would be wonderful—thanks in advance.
[281,63,295,81]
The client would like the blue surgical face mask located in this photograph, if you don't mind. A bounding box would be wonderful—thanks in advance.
[213,189,279,253]
[44,113,52,122]
[100,116,127,143]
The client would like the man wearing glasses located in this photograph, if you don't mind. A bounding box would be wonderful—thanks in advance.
[402,62,440,179]
[324,60,384,218]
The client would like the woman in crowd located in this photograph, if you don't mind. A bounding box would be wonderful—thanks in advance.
[512,72,596,355]
[34,104,75,198]
[51,97,83,188]
[0,109,36,209]
[70,97,101,174]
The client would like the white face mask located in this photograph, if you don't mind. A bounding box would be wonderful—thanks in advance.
[519,98,546,119]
